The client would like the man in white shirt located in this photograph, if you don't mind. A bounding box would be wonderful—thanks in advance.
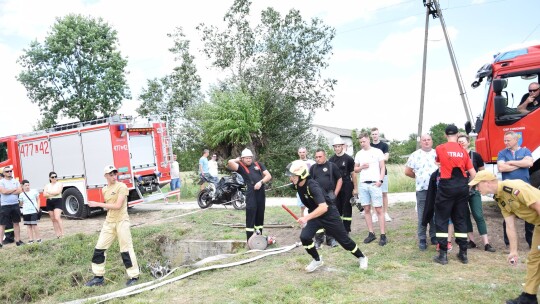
[354,133,387,246]
[208,154,219,184]
[169,154,181,203]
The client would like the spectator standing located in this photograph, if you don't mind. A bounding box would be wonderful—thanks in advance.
[296,147,316,217]
[19,180,41,244]
[85,165,140,287]
[43,171,64,238]
[310,149,342,248]
[169,154,181,203]
[497,131,535,248]
[208,154,219,184]
[329,137,356,233]
[0,172,15,245]
[432,125,476,265]
[198,149,211,191]
[227,149,272,241]
[0,166,23,247]
[370,127,392,222]
[354,133,387,246]
[457,134,495,252]
[404,134,438,250]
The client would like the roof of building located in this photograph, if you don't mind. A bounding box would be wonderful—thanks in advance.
[312,124,353,137]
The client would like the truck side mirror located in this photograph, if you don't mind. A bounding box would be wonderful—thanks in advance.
[492,79,507,94]
[464,121,472,134]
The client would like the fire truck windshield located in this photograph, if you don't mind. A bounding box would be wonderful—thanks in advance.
[0,142,7,163]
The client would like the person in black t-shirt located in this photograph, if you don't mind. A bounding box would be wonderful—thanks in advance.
[329,137,356,233]
[286,160,368,272]
[309,149,342,248]
[227,148,272,241]
[517,82,540,114]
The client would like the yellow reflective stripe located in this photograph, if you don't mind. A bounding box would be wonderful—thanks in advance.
[254,225,264,230]
[350,245,358,253]
[341,217,352,221]
[454,233,467,238]
[316,228,325,234]
[5,229,14,233]
[304,242,315,249]
[436,233,448,237]
[245,228,255,232]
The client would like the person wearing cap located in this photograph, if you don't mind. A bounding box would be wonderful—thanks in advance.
[469,171,540,304]
[0,166,23,247]
[354,132,387,246]
[432,124,476,265]
[498,131,534,249]
[85,165,140,287]
[227,148,272,241]
[286,160,368,272]
[309,148,342,248]
[329,137,356,234]
[370,127,392,223]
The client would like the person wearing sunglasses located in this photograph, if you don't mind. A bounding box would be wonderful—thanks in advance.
[0,166,24,247]
[517,82,540,114]
[43,171,64,238]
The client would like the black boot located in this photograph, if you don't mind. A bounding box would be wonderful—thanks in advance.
[457,250,468,264]
[326,235,338,248]
[314,232,325,250]
[433,251,448,265]
[506,292,539,304]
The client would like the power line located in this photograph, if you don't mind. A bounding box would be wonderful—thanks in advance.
[522,22,540,43]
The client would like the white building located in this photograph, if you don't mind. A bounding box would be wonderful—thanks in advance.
[311,124,355,155]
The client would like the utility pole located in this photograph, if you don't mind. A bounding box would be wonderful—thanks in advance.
[417,1,439,149]
[417,0,473,149]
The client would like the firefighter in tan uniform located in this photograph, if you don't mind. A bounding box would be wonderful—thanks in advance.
[85,165,140,287]
[469,170,540,304]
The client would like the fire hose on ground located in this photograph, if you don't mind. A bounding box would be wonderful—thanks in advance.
[64,242,301,304]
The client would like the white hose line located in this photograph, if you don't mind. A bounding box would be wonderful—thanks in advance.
[68,243,301,304]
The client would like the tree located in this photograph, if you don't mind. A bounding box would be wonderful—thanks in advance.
[17,14,130,128]
[429,122,465,147]
[137,27,201,127]
[194,0,336,173]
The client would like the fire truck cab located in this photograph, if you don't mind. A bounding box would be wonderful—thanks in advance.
[467,44,540,187]
[0,115,175,218]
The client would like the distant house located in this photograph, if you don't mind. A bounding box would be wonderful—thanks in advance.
[311,124,355,155]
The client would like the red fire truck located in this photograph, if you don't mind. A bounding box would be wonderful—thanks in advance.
[0,115,177,218]
[467,44,540,187]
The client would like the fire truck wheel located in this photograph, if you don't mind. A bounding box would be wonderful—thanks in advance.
[197,189,213,209]
[232,191,246,210]
[62,188,89,219]
[530,170,540,189]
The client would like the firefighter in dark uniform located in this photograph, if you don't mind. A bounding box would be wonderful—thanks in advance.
[310,148,342,248]
[469,171,540,304]
[227,148,272,241]
[286,160,368,272]
[433,125,476,265]
[329,137,356,233]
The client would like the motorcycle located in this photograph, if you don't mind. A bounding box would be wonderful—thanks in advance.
[197,172,246,210]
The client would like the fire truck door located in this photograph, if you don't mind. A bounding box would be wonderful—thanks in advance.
[129,134,156,170]
[50,134,84,178]
[19,139,53,189]
[81,129,114,187]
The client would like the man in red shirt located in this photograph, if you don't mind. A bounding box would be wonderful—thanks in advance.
[433,125,476,265]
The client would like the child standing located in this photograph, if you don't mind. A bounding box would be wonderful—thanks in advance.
[19,180,41,244]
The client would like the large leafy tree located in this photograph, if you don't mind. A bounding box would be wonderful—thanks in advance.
[194,0,335,174]
[17,14,130,128]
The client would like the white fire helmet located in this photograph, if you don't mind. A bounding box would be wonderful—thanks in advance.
[332,137,345,146]
[241,148,254,158]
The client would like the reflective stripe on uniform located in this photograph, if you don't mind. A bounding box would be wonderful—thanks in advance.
[304,242,315,249]
[316,228,325,234]
[5,228,14,233]
[341,216,352,221]
[254,225,264,231]
[454,232,467,238]
[350,245,358,253]
[245,228,255,232]
[436,233,448,237]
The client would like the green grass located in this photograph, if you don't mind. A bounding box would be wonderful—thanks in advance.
[0,202,532,303]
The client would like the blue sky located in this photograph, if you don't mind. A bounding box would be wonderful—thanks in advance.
[0,0,538,140]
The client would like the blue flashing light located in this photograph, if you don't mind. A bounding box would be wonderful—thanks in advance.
[118,124,126,131]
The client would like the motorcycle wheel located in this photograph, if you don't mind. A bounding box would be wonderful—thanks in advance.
[197,189,213,209]
[232,191,246,210]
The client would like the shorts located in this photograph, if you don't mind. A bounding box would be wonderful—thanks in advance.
[381,175,389,193]
[359,183,383,207]
[46,198,63,211]
[0,204,21,226]
[170,178,181,190]
[23,213,39,225]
